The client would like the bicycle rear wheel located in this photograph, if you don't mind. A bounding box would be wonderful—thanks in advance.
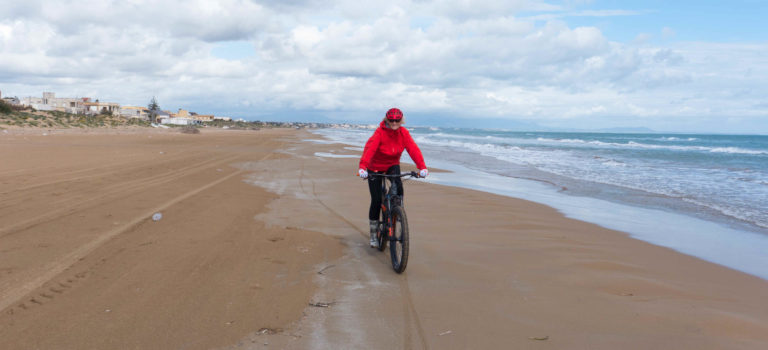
[389,206,409,273]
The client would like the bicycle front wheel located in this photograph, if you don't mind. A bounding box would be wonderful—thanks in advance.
[376,219,387,252]
[389,206,409,273]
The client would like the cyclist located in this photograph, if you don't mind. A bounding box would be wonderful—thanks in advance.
[358,108,428,248]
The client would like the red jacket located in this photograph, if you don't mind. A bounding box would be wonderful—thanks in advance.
[359,121,427,172]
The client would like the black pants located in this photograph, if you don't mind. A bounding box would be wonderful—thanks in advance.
[368,165,403,221]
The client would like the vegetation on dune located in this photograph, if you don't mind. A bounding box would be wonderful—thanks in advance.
[0,100,11,114]
[1,100,326,130]
[0,105,150,129]
[203,119,318,130]
[205,119,265,129]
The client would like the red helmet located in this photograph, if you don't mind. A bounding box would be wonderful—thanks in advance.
[385,108,403,120]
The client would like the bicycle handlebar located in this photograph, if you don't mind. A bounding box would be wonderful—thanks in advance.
[368,171,421,179]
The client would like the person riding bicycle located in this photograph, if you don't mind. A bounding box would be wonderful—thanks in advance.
[358,108,428,248]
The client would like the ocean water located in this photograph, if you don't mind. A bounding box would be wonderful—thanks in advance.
[311,127,768,279]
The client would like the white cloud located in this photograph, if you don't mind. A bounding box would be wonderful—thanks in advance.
[424,0,561,21]
[1,0,766,132]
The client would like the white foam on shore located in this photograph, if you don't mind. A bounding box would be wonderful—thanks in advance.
[425,159,768,281]
[314,152,358,159]
[303,138,340,144]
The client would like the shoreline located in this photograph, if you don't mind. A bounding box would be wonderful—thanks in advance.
[424,159,768,282]
[309,129,768,282]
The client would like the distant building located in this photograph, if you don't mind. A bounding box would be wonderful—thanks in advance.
[20,92,101,114]
[194,114,214,122]
[172,108,191,118]
[172,108,214,122]
[161,117,200,126]
[155,110,172,123]
[120,106,149,119]
[21,96,49,110]
[47,94,87,114]
[2,96,20,105]
[84,100,120,116]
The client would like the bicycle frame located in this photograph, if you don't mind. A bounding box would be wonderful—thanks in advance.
[367,171,419,273]
[379,177,401,240]
[369,171,417,241]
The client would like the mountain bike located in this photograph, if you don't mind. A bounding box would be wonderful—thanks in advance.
[369,171,420,273]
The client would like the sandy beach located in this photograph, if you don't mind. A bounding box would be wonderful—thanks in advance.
[1,128,768,349]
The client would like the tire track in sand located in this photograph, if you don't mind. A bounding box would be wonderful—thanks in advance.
[0,150,198,195]
[0,153,270,313]
[0,150,229,207]
[0,154,242,238]
[301,161,429,350]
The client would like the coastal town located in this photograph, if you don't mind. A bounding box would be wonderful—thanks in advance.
[1,90,232,126]
[0,90,342,129]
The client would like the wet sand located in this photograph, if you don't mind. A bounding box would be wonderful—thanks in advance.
[1,128,768,349]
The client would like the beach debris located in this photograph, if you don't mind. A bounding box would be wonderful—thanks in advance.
[105,309,111,313]
[180,125,200,134]
[308,301,335,308]
[225,320,235,325]
[152,213,163,221]
[258,328,280,335]
[158,151,164,154]
[439,330,452,336]
[620,292,634,296]
[528,336,549,341]
[317,264,335,275]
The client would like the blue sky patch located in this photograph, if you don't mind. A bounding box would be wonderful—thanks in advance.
[211,41,256,60]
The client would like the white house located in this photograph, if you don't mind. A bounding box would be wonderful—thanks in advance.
[21,96,50,110]
[161,117,200,126]
[21,92,92,114]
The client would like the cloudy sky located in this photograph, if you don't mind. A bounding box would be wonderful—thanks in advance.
[1,0,766,133]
